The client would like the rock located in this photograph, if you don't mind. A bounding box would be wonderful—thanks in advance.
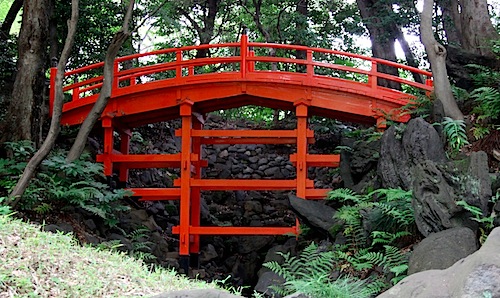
[238,236,274,254]
[378,118,446,189]
[151,289,243,298]
[288,194,339,237]
[408,227,478,275]
[254,271,285,297]
[412,158,490,236]
[200,244,218,263]
[43,223,74,234]
[377,227,500,298]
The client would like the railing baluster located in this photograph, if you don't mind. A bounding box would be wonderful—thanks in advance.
[112,61,119,96]
[176,50,182,80]
[369,60,377,90]
[240,33,248,78]
[306,50,313,82]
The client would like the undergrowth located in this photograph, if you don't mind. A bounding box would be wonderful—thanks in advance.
[0,141,130,226]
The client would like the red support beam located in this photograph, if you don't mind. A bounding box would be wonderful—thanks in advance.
[179,100,193,256]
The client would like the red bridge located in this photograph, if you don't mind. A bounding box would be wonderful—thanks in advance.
[50,33,432,268]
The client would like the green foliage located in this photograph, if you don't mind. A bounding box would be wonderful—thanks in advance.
[128,227,155,262]
[216,106,285,123]
[263,243,377,298]
[328,187,413,287]
[440,117,469,155]
[0,142,131,226]
[0,196,12,216]
[457,193,499,244]
[470,87,500,121]
[400,94,433,118]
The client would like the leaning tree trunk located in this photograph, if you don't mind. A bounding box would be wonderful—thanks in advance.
[0,0,50,146]
[66,0,135,163]
[9,0,79,207]
[420,0,463,120]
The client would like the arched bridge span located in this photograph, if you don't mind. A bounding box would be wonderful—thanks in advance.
[51,34,432,268]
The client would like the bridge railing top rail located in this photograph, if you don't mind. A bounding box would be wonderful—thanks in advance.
[51,33,433,114]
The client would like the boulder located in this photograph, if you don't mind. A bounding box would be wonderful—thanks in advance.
[408,227,478,274]
[288,194,339,237]
[378,118,446,189]
[377,227,500,298]
[412,155,491,236]
[254,271,285,297]
[151,289,243,298]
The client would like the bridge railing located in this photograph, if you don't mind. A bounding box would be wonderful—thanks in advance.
[50,34,433,113]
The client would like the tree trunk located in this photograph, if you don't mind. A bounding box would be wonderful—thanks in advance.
[9,0,79,207]
[394,25,424,84]
[0,0,50,146]
[0,0,23,40]
[66,0,135,163]
[437,0,461,45]
[356,0,400,90]
[421,0,463,120]
[459,0,498,57]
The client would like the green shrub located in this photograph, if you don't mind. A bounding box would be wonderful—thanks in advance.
[263,243,380,298]
[0,141,130,226]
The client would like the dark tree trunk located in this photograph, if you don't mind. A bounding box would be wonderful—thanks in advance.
[356,0,401,90]
[459,0,498,57]
[0,0,23,40]
[437,0,462,45]
[1,0,50,145]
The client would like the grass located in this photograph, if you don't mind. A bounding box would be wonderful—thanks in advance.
[0,215,217,297]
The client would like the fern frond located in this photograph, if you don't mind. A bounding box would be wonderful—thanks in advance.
[328,188,366,204]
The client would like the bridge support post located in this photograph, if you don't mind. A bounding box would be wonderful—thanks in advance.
[118,129,131,188]
[102,116,114,178]
[189,114,203,269]
[179,100,193,273]
[294,100,310,198]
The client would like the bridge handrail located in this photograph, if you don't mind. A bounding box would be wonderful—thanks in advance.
[50,34,433,114]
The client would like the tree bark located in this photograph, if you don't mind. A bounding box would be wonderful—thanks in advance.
[0,0,50,146]
[356,0,400,90]
[0,0,23,40]
[9,0,79,207]
[66,0,135,163]
[420,0,463,120]
[459,0,498,57]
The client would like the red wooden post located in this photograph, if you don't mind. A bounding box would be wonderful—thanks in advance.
[176,50,183,80]
[112,61,119,96]
[369,60,378,90]
[240,31,248,78]
[295,101,309,199]
[190,118,203,255]
[119,129,131,183]
[306,50,313,82]
[179,100,193,256]
[102,116,114,177]
[49,67,57,117]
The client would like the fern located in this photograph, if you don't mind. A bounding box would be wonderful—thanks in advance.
[441,117,469,154]
[470,87,500,121]
[264,243,374,297]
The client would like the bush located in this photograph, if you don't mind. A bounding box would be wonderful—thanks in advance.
[0,141,130,226]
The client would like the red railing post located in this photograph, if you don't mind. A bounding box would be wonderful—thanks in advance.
[176,50,182,79]
[240,31,248,78]
[49,67,57,117]
[306,50,313,83]
[249,48,255,72]
[369,60,378,90]
[425,78,433,96]
[112,60,119,96]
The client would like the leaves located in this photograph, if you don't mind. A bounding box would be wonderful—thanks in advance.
[441,117,469,154]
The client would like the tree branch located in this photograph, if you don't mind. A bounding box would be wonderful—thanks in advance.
[8,0,79,207]
[66,0,135,163]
